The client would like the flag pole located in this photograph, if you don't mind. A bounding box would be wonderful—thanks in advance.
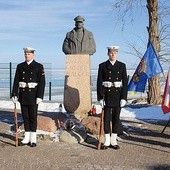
[161,118,170,134]
[161,67,170,133]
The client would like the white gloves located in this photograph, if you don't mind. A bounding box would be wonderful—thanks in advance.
[12,96,18,104]
[12,97,42,104]
[36,98,42,104]
[102,81,112,88]
[99,99,104,108]
[120,99,126,107]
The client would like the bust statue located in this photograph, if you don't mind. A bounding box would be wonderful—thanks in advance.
[62,15,96,55]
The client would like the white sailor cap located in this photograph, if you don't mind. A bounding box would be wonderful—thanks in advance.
[107,46,119,52]
[23,47,36,53]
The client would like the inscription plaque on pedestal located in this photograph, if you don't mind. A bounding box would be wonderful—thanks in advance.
[64,54,91,114]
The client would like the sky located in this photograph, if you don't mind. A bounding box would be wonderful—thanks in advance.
[0,0,151,69]
[0,0,170,70]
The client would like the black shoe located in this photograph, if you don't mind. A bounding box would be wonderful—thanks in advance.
[19,142,30,146]
[101,145,109,150]
[110,145,120,150]
[30,143,37,147]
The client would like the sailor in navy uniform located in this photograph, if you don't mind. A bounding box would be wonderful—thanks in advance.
[97,46,128,150]
[12,47,45,147]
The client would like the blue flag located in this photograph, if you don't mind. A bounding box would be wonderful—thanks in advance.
[128,43,163,92]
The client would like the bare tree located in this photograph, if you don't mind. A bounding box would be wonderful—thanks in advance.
[112,0,170,105]
[147,0,161,105]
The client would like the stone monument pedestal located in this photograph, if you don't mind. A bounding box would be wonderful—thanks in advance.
[64,54,92,115]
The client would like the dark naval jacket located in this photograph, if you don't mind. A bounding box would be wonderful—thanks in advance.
[12,60,45,105]
[97,60,128,107]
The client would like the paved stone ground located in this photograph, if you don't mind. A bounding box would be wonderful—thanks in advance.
[0,109,170,170]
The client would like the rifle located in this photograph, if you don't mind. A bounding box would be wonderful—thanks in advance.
[14,103,18,147]
[97,105,104,150]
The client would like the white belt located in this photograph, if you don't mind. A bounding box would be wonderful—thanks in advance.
[19,82,38,88]
[113,81,122,88]
[102,81,122,88]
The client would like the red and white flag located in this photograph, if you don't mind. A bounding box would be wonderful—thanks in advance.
[161,67,170,114]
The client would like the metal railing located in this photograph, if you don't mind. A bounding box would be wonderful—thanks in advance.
[0,63,98,102]
[0,63,166,103]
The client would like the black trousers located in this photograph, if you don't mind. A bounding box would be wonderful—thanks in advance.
[104,106,121,134]
[21,104,38,132]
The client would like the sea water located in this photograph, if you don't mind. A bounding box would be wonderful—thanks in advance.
[0,68,98,102]
[0,66,166,103]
